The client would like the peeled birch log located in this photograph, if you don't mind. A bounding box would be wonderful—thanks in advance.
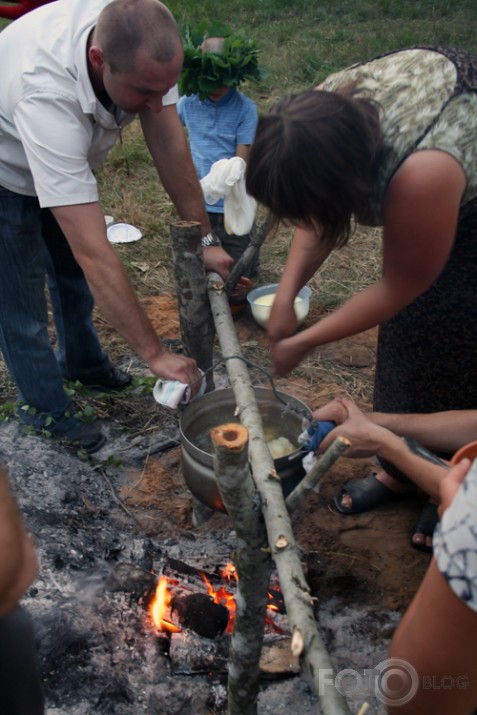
[207,273,352,715]
[169,221,215,391]
[211,423,272,715]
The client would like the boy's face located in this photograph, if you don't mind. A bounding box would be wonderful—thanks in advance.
[207,86,230,102]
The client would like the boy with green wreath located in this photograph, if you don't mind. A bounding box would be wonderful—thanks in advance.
[177,26,265,277]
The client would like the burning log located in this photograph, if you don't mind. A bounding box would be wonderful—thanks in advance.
[169,221,215,391]
[172,593,229,639]
[207,272,353,715]
[211,422,272,715]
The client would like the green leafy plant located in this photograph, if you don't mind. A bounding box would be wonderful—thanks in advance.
[179,21,266,99]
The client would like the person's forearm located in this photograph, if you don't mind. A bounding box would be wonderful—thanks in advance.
[286,275,423,356]
[368,411,477,454]
[51,204,168,371]
[374,431,446,500]
[275,226,330,302]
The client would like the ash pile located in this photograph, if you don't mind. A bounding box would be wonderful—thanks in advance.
[0,413,396,715]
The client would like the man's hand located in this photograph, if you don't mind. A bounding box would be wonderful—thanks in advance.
[148,349,202,397]
[203,245,234,279]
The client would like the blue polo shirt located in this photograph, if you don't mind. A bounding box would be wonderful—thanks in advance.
[177,88,258,213]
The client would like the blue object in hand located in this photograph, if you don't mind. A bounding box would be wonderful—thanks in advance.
[305,421,336,451]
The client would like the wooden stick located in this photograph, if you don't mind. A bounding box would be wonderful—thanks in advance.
[224,215,273,293]
[211,423,272,715]
[207,272,352,715]
[169,221,215,391]
[286,437,351,513]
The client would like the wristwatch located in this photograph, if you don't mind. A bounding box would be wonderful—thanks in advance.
[200,232,222,247]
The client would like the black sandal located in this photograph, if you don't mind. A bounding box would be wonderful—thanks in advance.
[333,473,413,515]
[411,501,439,554]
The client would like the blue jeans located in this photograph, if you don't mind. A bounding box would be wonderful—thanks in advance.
[0,187,109,429]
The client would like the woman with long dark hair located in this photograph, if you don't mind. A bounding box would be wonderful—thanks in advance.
[246,47,477,550]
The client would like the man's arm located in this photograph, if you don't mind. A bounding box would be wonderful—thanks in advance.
[139,105,234,278]
[0,464,38,617]
[51,201,200,387]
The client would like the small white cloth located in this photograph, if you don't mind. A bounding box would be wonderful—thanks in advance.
[153,369,206,409]
[200,157,256,235]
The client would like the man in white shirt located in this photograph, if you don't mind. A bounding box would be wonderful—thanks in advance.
[0,0,232,452]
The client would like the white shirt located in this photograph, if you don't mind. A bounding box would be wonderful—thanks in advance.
[0,0,178,206]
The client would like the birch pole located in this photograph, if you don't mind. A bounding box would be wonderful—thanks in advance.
[212,423,272,715]
[207,272,352,715]
[169,221,215,391]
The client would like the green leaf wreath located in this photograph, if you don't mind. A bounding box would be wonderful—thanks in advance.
[179,21,266,100]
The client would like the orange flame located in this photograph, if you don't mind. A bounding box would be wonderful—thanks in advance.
[149,575,181,633]
[149,564,283,636]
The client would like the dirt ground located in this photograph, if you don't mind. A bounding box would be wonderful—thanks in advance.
[0,291,433,714]
[129,294,431,614]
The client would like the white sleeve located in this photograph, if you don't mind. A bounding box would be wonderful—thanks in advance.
[13,92,103,207]
[163,84,179,106]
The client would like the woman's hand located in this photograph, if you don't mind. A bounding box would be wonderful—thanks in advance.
[311,397,350,425]
[317,397,390,457]
[267,299,298,343]
[270,335,308,374]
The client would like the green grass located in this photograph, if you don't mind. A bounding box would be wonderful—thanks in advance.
[166,0,477,104]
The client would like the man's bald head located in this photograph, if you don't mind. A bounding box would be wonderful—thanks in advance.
[95,0,181,73]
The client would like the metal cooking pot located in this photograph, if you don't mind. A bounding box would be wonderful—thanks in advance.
[180,387,311,512]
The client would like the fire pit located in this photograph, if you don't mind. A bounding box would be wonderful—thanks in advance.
[180,387,311,511]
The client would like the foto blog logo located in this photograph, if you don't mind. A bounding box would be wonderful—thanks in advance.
[319,658,419,706]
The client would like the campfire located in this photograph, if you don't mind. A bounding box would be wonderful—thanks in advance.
[148,560,285,640]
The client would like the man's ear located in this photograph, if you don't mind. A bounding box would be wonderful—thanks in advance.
[89,45,104,71]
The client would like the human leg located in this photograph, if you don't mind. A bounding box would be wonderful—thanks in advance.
[0,189,73,423]
[0,605,44,715]
[0,189,105,452]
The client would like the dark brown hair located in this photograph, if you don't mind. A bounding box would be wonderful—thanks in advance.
[246,89,382,249]
[96,0,180,74]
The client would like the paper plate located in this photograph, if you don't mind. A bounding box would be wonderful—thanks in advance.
[107,223,143,244]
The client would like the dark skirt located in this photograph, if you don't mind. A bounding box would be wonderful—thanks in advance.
[374,195,477,415]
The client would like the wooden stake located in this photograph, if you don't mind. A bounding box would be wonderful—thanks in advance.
[211,423,271,715]
[169,221,215,390]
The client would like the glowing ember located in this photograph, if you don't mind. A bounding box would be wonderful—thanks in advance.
[149,575,181,633]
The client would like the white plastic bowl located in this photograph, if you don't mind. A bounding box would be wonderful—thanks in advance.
[247,283,311,329]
